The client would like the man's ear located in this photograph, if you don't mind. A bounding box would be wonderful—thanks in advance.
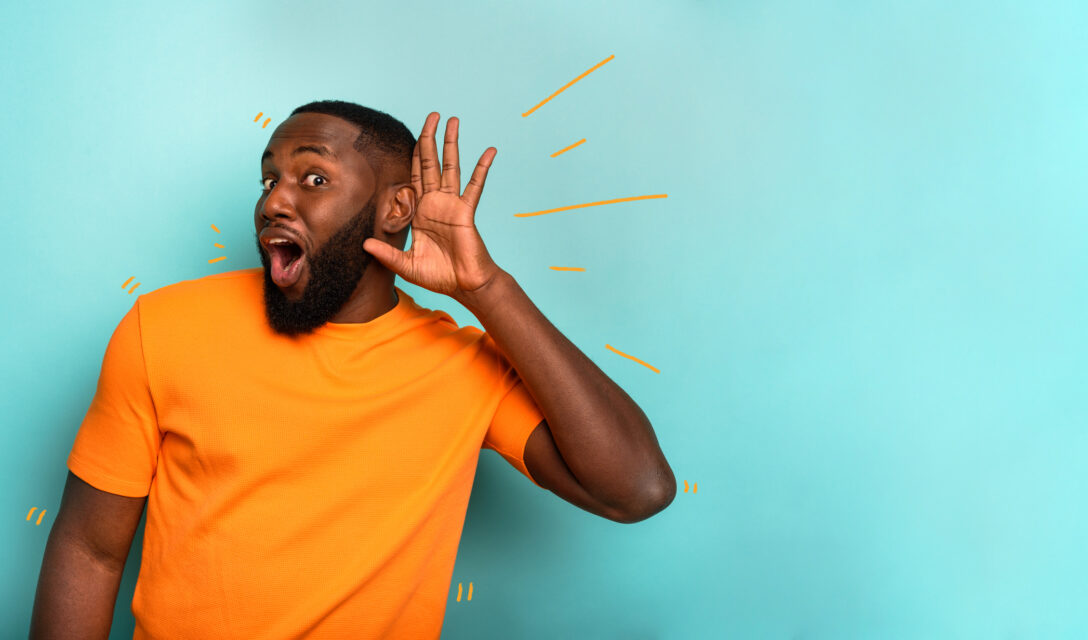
[380,183,416,237]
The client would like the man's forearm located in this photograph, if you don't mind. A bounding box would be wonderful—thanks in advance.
[30,536,123,639]
[458,269,674,515]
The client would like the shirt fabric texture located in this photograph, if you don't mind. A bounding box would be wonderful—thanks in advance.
[67,268,545,639]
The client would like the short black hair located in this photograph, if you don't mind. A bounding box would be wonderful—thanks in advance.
[290,99,415,173]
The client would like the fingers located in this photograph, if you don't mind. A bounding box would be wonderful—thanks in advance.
[461,147,497,212]
[363,237,410,276]
[418,112,441,193]
[441,117,460,194]
[410,140,423,200]
[418,112,490,206]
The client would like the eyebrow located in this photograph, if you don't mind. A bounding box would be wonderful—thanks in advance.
[261,144,336,162]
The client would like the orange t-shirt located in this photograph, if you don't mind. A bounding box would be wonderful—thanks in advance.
[67,268,545,639]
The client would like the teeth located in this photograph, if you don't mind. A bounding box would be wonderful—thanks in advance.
[268,238,292,245]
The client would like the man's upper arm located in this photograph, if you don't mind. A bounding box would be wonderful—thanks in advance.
[51,471,147,570]
[68,299,162,498]
[521,420,631,523]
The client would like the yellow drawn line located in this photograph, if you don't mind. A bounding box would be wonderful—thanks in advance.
[549,266,586,272]
[523,55,614,117]
[122,276,134,289]
[606,344,659,374]
[550,138,586,158]
[208,256,227,264]
[253,112,263,122]
[262,118,271,129]
[468,582,473,601]
[684,480,698,493]
[211,224,220,233]
[128,282,141,294]
[515,194,667,218]
[27,508,47,525]
[213,242,225,249]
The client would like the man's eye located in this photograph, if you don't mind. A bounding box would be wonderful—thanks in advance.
[260,178,277,191]
[304,174,327,187]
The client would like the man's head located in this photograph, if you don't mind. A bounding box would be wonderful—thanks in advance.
[253,100,417,336]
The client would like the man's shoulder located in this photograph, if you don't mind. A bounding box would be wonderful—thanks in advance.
[136,268,262,323]
[396,289,491,347]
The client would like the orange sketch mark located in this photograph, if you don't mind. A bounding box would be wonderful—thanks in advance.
[549,266,586,272]
[515,194,667,218]
[605,344,660,374]
[122,276,133,289]
[456,582,473,602]
[253,113,271,128]
[253,112,263,122]
[522,54,614,117]
[26,507,47,525]
[210,226,226,263]
[550,138,586,158]
[684,480,698,493]
[128,281,141,294]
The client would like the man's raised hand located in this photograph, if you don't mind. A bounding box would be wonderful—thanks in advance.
[363,112,502,301]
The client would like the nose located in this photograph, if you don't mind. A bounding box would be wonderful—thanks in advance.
[258,182,298,223]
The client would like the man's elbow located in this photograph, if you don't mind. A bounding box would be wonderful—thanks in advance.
[617,466,677,524]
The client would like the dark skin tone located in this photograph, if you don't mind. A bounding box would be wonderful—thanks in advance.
[29,110,676,639]
[257,112,675,521]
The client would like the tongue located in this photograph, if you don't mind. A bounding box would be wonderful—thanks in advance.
[271,250,305,288]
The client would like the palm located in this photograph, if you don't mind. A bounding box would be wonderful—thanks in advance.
[363,113,500,299]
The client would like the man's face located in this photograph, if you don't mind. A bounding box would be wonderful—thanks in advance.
[254,112,378,336]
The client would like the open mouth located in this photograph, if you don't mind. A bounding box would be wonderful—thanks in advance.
[267,238,306,288]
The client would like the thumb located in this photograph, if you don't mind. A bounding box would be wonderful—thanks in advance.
[363,238,410,275]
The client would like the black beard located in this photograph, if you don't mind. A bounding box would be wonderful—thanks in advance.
[256,196,377,337]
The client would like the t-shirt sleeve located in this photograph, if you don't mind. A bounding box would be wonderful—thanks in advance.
[67,299,162,498]
[478,333,546,489]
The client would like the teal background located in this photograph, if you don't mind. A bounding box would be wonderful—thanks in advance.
[3,0,1087,637]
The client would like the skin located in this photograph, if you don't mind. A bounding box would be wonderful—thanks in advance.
[29,108,676,639]
[257,112,676,521]
[29,472,146,639]
[363,112,677,522]
[255,112,411,330]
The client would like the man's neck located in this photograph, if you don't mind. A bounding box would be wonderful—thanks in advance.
[329,271,398,324]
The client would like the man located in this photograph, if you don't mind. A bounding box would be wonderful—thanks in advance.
[30,100,675,639]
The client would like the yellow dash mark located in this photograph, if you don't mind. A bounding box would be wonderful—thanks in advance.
[253,112,263,122]
[549,266,586,272]
[694,483,698,494]
[457,583,463,602]
[468,582,473,601]
[26,508,37,521]
[262,118,271,128]
[214,242,225,249]
[605,344,660,374]
[122,276,134,289]
[36,509,47,525]
[522,54,614,117]
[516,194,667,218]
[550,138,586,158]
[684,480,688,492]
[128,282,141,294]
[211,224,220,233]
[208,256,227,264]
